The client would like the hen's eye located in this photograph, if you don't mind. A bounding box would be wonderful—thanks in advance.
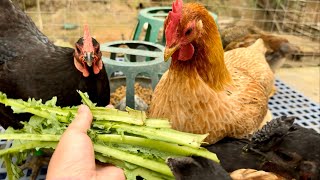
[185,28,192,36]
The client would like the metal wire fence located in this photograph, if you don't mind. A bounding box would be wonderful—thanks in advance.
[211,0,320,62]
[13,0,320,61]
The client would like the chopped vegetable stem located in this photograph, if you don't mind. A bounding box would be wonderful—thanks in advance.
[0,142,57,156]
[0,91,220,179]
[145,118,171,128]
[0,134,60,142]
[77,90,95,108]
[95,154,174,180]
[94,144,174,177]
[4,156,14,180]
[0,98,69,123]
[96,134,219,162]
[95,121,207,148]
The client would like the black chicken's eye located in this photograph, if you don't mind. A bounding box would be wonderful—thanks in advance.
[185,28,192,36]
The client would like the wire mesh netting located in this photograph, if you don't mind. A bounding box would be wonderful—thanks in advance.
[211,0,319,63]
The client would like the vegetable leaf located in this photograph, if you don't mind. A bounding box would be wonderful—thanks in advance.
[0,91,219,179]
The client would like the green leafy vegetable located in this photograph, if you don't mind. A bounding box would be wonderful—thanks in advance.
[0,91,219,180]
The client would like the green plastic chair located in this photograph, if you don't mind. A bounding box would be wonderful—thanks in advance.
[101,40,169,108]
[132,7,218,44]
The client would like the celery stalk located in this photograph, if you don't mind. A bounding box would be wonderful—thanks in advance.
[96,154,173,180]
[0,141,57,156]
[77,90,95,108]
[0,133,218,163]
[94,144,174,177]
[39,106,145,125]
[0,134,61,141]
[0,91,220,180]
[94,121,207,148]
[4,156,14,180]
[145,118,172,128]
[0,96,69,123]
[96,134,219,162]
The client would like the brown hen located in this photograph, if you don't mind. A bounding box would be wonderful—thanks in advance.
[149,0,274,144]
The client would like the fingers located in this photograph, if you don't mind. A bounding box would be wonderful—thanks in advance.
[68,105,93,134]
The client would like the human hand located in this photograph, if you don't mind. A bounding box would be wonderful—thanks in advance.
[47,105,125,180]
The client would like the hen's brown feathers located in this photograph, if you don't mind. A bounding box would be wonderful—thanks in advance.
[225,39,274,96]
[151,62,268,143]
[180,3,232,92]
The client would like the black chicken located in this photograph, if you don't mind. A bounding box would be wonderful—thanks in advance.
[0,0,110,129]
[168,116,320,180]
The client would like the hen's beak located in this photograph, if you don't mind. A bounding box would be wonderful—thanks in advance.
[164,44,180,62]
[84,52,93,67]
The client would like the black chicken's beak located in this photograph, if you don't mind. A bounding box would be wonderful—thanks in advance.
[164,44,179,62]
[84,52,93,67]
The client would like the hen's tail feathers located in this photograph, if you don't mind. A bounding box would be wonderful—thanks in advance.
[248,38,267,54]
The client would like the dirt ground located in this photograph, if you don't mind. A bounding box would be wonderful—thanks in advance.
[23,1,141,46]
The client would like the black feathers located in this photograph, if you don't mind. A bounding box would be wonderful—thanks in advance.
[205,116,320,180]
[251,116,296,151]
[0,0,110,129]
[167,156,232,180]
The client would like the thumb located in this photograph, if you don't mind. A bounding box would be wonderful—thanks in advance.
[68,105,93,133]
[47,105,95,179]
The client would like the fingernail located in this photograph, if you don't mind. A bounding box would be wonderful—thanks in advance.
[106,104,114,109]
[78,105,88,113]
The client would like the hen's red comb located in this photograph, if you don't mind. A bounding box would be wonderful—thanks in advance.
[83,24,94,52]
[172,0,183,13]
[165,0,183,46]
